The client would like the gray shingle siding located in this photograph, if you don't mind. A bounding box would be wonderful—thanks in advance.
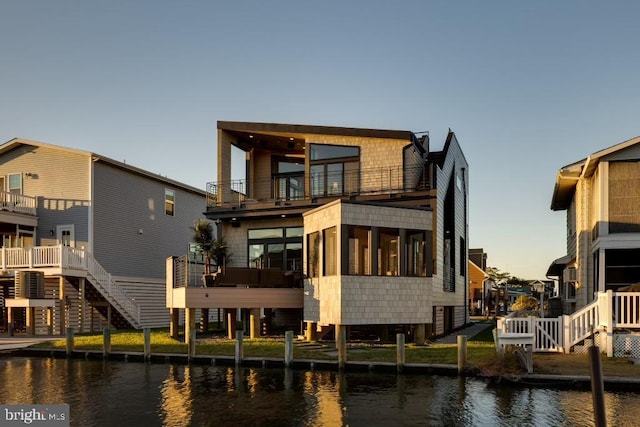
[92,161,206,278]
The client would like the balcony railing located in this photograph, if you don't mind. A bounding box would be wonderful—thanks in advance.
[172,257,302,289]
[207,164,431,208]
[0,192,37,216]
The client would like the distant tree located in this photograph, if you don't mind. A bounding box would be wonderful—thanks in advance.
[486,266,511,288]
[512,295,539,311]
[507,276,530,288]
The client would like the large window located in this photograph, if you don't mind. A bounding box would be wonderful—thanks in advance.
[323,227,337,276]
[348,226,371,275]
[310,144,359,197]
[605,248,640,288]
[378,228,399,276]
[273,157,305,201]
[164,189,175,216]
[408,231,427,277]
[248,226,303,271]
[307,232,320,278]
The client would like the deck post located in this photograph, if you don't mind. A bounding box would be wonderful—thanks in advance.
[227,310,236,339]
[25,307,35,336]
[457,335,467,375]
[169,309,179,339]
[7,307,13,336]
[396,333,405,373]
[337,325,347,370]
[414,324,426,345]
[144,328,151,361]
[306,322,317,342]
[47,308,54,336]
[59,277,66,335]
[285,330,294,367]
[250,309,260,339]
[103,327,111,357]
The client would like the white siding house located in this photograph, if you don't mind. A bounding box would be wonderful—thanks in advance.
[549,136,640,313]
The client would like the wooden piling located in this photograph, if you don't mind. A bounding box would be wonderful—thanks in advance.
[337,325,347,370]
[457,335,467,375]
[589,346,607,427]
[188,329,196,360]
[285,330,294,367]
[143,328,151,361]
[235,330,244,365]
[103,327,111,357]
[66,327,74,357]
[396,333,405,373]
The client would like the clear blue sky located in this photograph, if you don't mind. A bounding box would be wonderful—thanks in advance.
[2,1,639,280]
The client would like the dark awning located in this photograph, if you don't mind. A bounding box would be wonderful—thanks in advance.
[546,254,573,277]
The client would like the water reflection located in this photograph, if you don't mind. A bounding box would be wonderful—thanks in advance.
[1,357,640,426]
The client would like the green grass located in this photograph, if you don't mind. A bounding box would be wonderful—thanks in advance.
[30,323,503,368]
[29,321,640,379]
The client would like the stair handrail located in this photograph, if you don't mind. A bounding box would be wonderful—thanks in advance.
[85,254,140,327]
[566,298,599,348]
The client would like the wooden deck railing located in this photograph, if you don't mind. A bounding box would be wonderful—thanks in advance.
[0,245,140,328]
[0,191,37,216]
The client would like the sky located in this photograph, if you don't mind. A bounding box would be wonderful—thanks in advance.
[2,1,639,280]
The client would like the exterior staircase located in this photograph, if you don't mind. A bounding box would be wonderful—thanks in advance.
[1,245,141,330]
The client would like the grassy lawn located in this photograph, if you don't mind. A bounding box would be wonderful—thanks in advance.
[29,321,640,378]
[28,321,512,370]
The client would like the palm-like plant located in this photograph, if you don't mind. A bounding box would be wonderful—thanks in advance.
[193,219,215,274]
[192,219,231,275]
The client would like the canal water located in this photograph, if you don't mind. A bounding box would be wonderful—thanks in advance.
[0,357,639,426]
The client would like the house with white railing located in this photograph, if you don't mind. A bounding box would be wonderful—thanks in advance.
[496,136,640,361]
[0,138,207,335]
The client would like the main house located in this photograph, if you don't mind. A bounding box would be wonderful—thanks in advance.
[167,121,469,343]
[0,138,207,335]
[548,136,640,314]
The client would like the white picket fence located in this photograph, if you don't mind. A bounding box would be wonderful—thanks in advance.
[497,290,640,357]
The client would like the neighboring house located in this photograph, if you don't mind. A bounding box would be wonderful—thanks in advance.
[548,136,640,314]
[468,259,488,316]
[167,121,469,343]
[468,248,488,315]
[0,138,206,334]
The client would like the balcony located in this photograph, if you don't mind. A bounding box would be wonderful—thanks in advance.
[0,192,37,216]
[167,258,304,310]
[172,259,302,289]
[206,164,432,209]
